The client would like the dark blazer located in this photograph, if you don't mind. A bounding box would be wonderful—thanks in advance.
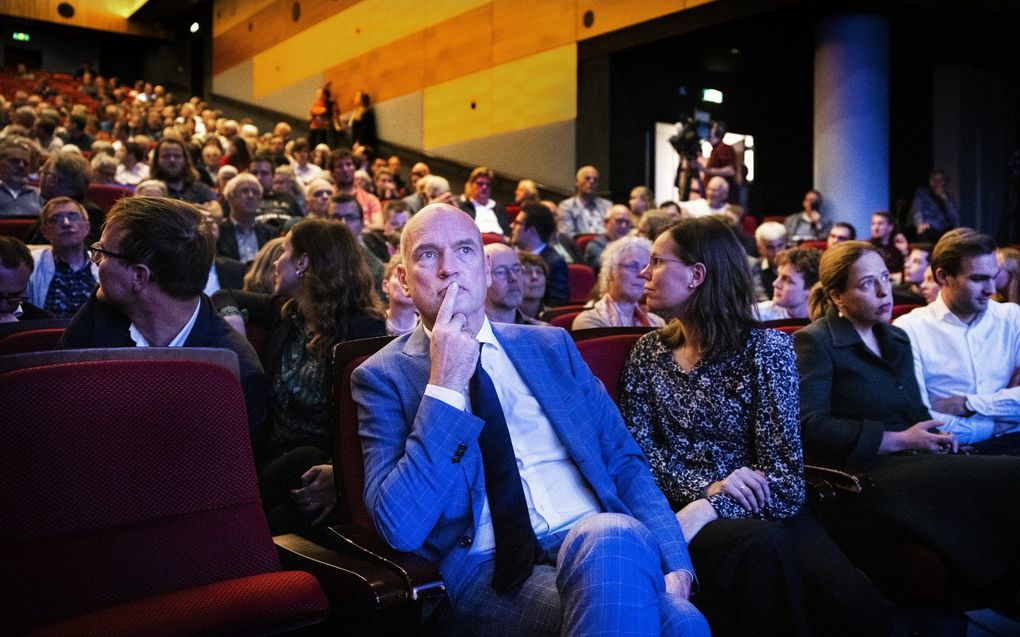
[214,256,246,290]
[216,218,277,263]
[456,199,512,236]
[540,244,570,306]
[792,309,931,468]
[58,293,269,435]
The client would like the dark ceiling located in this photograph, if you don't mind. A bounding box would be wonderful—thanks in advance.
[129,0,211,28]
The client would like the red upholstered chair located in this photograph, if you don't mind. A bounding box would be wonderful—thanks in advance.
[567,263,596,303]
[574,233,599,256]
[572,328,653,404]
[481,232,507,245]
[0,348,330,636]
[891,303,921,321]
[740,215,759,236]
[0,216,37,241]
[762,215,786,224]
[550,311,582,330]
[331,336,445,629]
[85,183,133,213]
[799,240,828,250]
[538,304,586,322]
[0,327,65,354]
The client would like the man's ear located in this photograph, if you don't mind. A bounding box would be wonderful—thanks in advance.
[933,266,950,287]
[130,263,152,291]
[396,262,410,295]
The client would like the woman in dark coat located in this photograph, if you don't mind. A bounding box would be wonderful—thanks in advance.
[215,218,385,533]
[793,240,1020,599]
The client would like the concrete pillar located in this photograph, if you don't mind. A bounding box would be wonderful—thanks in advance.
[814,15,889,237]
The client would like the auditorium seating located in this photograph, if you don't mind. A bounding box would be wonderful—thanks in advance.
[572,327,654,403]
[0,348,331,635]
[86,183,134,213]
[574,233,599,256]
[481,232,507,245]
[567,263,596,303]
[0,216,37,241]
[550,311,582,329]
[538,303,586,322]
[0,326,64,354]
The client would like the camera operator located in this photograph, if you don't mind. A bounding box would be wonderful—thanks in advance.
[696,120,737,203]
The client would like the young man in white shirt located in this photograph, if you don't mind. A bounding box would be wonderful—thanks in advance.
[894,228,1020,452]
[756,247,820,321]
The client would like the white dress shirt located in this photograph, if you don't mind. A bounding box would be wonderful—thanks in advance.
[894,295,1020,443]
[470,199,503,235]
[423,318,602,553]
[128,300,201,348]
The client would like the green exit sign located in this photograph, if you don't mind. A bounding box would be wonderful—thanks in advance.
[12,32,30,42]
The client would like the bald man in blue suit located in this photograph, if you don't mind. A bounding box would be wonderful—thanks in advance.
[352,204,709,636]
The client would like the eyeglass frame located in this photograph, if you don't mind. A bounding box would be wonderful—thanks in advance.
[88,242,137,265]
[491,264,523,281]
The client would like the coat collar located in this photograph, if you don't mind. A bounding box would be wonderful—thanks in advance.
[824,307,909,368]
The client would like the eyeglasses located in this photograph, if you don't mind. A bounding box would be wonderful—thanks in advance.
[88,242,135,264]
[45,212,85,226]
[491,265,522,281]
[649,255,686,269]
[616,261,648,274]
[522,265,545,277]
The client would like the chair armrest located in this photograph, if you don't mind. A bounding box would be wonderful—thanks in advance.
[326,522,445,603]
[804,464,873,502]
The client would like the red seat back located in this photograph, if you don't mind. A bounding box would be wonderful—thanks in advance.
[1,352,279,634]
[567,263,596,303]
[799,240,827,250]
[333,336,396,531]
[574,233,599,256]
[891,303,920,321]
[573,330,648,404]
[761,318,810,335]
[86,183,133,213]
[0,327,64,354]
[550,311,581,330]
[0,216,37,241]
[481,232,507,245]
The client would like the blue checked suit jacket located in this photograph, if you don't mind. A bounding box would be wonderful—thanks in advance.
[351,322,693,599]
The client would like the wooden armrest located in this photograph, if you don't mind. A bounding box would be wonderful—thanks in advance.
[326,523,445,603]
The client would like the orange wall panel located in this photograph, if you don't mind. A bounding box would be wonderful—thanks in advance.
[491,0,576,66]
[423,4,493,87]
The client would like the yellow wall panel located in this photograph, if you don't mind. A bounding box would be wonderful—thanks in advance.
[424,44,576,149]
[491,0,575,66]
[423,4,493,87]
[576,0,706,40]
[252,0,488,97]
[213,0,280,37]
[424,70,492,149]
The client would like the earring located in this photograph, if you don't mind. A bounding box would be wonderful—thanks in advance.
[688,283,695,290]
[296,269,304,278]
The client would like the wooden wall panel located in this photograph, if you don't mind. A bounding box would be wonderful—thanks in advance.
[251,0,487,97]
[423,4,493,87]
[323,31,426,112]
[576,0,711,40]
[3,0,169,38]
[212,0,360,75]
[213,0,279,37]
[491,0,575,66]
[490,44,576,136]
[424,69,493,149]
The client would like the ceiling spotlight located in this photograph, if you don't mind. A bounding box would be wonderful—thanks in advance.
[190,22,200,33]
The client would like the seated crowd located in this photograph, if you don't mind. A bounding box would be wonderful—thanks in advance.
[3,68,1020,636]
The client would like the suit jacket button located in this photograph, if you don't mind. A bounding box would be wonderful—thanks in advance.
[895,383,904,390]
[456,443,467,453]
[459,536,472,548]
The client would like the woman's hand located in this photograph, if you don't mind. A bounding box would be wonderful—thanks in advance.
[705,467,771,514]
[880,420,956,454]
[290,464,337,526]
[675,498,718,542]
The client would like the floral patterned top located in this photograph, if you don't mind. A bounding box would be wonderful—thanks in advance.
[270,312,331,449]
[619,327,805,520]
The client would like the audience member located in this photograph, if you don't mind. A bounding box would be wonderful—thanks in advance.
[910,168,960,243]
[199,210,245,297]
[373,168,400,201]
[750,221,787,301]
[242,237,286,294]
[679,177,740,221]
[215,218,385,533]
[382,256,418,336]
[402,162,430,212]
[329,193,385,292]
[302,178,334,219]
[483,243,544,326]
[57,196,267,432]
[696,120,737,201]
[894,228,1020,452]
[420,174,454,206]
[0,138,42,216]
[868,211,904,275]
[893,243,932,304]
[826,221,855,247]
[620,216,889,637]
[794,239,1020,610]
[386,155,406,196]
[332,149,382,229]
[249,154,299,225]
[755,247,820,321]
[150,138,219,214]
[994,247,1020,304]
[37,149,103,243]
[114,141,149,186]
[362,199,409,264]
[574,235,663,330]
[89,153,117,184]
[628,186,654,217]
[583,204,634,274]
[26,197,97,317]
[512,203,569,306]
[517,251,549,320]
[636,208,681,242]
[557,165,612,238]
[457,166,512,236]
[783,189,831,244]
[514,179,539,206]
[134,179,168,197]
[351,203,709,636]
[218,173,274,264]
[0,236,54,321]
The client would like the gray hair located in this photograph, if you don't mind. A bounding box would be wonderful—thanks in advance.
[597,235,652,294]
[755,221,787,243]
[222,172,262,199]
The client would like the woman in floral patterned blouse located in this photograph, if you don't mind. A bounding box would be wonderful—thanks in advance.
[619,216,890,637]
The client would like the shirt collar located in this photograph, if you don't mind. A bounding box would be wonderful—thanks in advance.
[930,292,985,327]
[128,299,202,347]
[422,315,498,350]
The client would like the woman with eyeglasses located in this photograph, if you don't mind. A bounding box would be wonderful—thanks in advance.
[214,218,385,534]
[572,235,664,330]
[517,251,549,320]
[794,240,1020,612]
[619,216,890,637]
